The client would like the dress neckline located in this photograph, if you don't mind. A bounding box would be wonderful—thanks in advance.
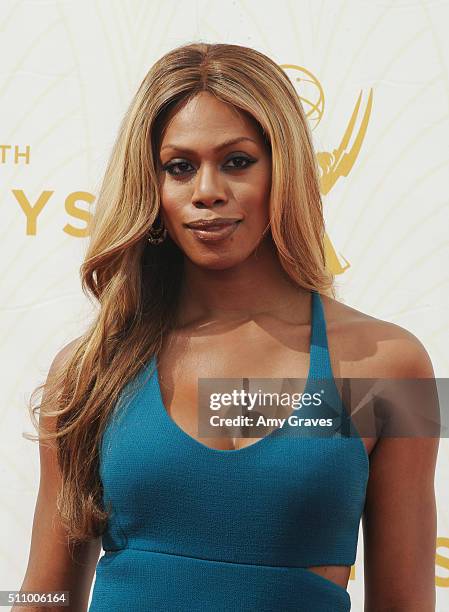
[150,290,319,455]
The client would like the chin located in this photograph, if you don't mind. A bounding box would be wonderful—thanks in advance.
[188,252,245,271]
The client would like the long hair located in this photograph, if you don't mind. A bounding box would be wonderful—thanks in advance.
[25,41,335,543]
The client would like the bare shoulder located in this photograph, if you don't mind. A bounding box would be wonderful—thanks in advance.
[319,293,435,379]
[51,336,83,370]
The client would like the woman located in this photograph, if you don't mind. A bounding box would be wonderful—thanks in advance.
[18,42,438,611]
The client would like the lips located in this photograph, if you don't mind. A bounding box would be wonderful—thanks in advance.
[186,218,242,229]
[186,220,242,242]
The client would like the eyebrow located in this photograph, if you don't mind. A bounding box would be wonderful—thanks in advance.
[160,136,258,153]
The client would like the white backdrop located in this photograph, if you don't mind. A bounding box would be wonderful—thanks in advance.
[1,1,448,609]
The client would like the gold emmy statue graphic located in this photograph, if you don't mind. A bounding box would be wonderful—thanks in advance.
[281,64,374,276]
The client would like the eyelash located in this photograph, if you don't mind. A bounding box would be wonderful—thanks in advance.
[162,156,256,177]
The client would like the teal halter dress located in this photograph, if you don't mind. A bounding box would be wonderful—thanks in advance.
[89,290,369,611]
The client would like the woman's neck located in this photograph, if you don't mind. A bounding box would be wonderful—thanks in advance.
[175,239,310,327]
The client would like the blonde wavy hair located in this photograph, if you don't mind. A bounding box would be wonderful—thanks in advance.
[25,41,335,543]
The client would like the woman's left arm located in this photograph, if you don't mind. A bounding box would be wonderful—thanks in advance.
[362,334,440,611]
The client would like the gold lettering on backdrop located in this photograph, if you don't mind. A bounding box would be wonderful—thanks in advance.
[13,190,53,235]
[0,144,30,164]
[15,145,30,164]
[64,191,95,237]
[0,144,11,163]
[12,190,94,236]
[436,536,449,588]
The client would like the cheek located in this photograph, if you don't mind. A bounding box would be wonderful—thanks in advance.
[159,186,185,226]
[249,202,271,236]
[240,184,271,227]
[247,160,271,217]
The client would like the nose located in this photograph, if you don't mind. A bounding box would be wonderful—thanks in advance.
[191,162,227,208]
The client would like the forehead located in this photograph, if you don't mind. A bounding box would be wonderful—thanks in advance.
[159,92,264,146]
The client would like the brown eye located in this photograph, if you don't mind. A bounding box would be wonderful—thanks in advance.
[162,161,194,176]
[225,156,256,169]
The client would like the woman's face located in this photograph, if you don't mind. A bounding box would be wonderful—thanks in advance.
[157,91,272,269]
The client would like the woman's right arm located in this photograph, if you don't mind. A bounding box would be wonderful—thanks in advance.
[13,340,102,612]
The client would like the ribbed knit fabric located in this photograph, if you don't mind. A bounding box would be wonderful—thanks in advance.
[89,290,369,612]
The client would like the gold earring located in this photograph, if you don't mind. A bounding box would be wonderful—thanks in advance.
[147,216,167,245]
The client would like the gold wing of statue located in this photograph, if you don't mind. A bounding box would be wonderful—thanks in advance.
[316,89,374,274]
[317,88,373,195]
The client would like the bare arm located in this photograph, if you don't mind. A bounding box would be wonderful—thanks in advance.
[363,333,439,611]
[13,340,102,612]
